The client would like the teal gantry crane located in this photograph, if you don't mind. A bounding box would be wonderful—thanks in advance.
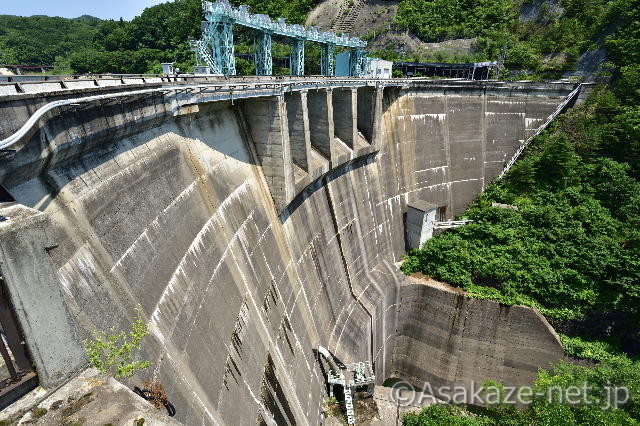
[189,0,368,77]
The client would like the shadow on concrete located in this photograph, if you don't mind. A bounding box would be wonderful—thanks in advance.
[279,151,378,223]
[4,98,259,212]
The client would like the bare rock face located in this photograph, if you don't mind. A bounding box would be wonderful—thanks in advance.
[306,0,475,59]
[519,0,563,23]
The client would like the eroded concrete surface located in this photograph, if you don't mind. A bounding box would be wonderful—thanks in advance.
[0,80,577,424]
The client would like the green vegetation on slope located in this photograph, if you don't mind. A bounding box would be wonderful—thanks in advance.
[0,15,101,66]
[402,122,640,322]
[401,4,640,423]
[395,0,517,42]
[393,0,637,76]
[401,73,640,343]
[401,0,639,335]
[0,0,316,74]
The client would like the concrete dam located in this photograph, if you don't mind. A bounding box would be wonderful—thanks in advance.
[0,76,582,424]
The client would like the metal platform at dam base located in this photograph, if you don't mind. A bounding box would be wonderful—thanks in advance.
[0,76,589,424]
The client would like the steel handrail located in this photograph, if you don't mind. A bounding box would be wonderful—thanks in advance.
[0,79,360,150]
[498,83,582,179]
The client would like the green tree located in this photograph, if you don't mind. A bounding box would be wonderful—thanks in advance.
[535,134,580,187]
[84,306,151,378]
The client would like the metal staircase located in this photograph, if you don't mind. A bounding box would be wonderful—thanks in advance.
[498,83,582,179]
[332,0,365,34]
[189,39,219,74]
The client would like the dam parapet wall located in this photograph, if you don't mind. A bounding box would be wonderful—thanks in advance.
[0,78,581,423]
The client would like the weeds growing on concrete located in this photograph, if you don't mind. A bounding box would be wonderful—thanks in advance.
[324,396,348,424]
[84,306,151,378]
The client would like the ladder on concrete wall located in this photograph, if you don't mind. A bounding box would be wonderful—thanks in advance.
[332,0,365,33]
[0,274,36,409]
[498,83,582,179]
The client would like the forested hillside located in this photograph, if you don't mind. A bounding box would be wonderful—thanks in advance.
[0,15,101,66]
[401,2,640,424]
[393,0,636,76]
[0,0,313,74]
[3,0,635,76]
[68,0,202,74]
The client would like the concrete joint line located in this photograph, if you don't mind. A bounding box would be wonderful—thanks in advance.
[322,176,374,365]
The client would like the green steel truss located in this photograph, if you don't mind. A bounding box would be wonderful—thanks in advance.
[321,44,335,77]
[190,18,236,75]
[349,48,366,78]
[190,0,367,76]
[254,32,272,76]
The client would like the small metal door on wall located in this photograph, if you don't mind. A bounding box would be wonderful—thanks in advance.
[438,206,447,222]
[0,273,37,409]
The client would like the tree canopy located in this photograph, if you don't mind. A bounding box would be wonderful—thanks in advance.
[0,0,316,74]
[0,15,101,65]
[393,0,637,76]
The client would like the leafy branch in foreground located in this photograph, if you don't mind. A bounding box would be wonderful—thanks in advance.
[84,306,151,378]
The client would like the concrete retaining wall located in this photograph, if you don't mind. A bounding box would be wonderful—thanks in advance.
[0,81,575,424]
[391,278,566,391]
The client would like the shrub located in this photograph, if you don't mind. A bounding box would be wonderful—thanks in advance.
[84,306,151,378]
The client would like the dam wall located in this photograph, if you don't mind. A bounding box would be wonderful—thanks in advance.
[0,79,577,424]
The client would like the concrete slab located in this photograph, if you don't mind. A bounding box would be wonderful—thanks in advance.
[1,369,180,425]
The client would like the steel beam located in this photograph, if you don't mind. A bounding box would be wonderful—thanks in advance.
[193,18,236,75]
[216,20,236,75]
[190,32,219,74]
[290,39,305,76]
[321,44,335,77]
[349,48,366,77]
[254,31,272,76]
